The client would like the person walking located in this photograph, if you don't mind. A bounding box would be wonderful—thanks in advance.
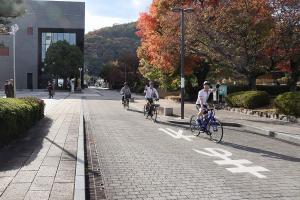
[48,81,54,99]
[4,80,9,98]
[8,79,14,98]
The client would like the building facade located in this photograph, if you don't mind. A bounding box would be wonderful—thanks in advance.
[0,0,85,89]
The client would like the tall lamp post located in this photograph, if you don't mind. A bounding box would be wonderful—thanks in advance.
[171,5,193,119]
[9,24,19,98]
[125,65,127,82]
[79,67,83,89]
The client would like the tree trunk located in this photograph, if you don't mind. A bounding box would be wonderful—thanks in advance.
[248,76,257,90]
[63,77,68,89]
[194,62,210,87]
[289,60,299,92]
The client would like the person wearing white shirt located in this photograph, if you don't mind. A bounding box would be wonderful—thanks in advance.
[144,81,159,116]
[196,81,215,123]
[144,82,159,102]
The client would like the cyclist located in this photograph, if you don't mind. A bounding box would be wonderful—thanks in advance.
[144,81,159,116]
[196,81,215,125]
[120,82,131,103]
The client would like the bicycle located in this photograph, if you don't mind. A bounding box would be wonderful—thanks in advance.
[122,95,130,110]
[144,99,159,122]
[122,97,129,110]
[190,108,223,143]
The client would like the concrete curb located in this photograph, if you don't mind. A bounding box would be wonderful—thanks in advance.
[129,103,300,146]
[74,98,86,200]
[240,123,300,146]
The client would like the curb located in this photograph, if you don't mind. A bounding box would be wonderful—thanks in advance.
[74,98,86,200]
[240,123,300,146]
[129,103,300,146]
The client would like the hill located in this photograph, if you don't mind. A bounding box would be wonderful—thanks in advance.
[84,22,140,76]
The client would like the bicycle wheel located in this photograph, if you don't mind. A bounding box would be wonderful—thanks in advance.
[143,105,147,116]
[208,119,223,143]
[152,108,158,122]
[126,100,129,110]
[189,115,198,133]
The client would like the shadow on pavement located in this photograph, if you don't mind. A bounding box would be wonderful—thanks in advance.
[44,137,83,164]
[0,117,53,172]
[221,141,300,162]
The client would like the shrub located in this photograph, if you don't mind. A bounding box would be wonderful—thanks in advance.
[274,92,300,117]
[227,85,251,94]
[227,85,299,95]
[257,85,299,96]
[226,91,270,109]
[19,97,45,120]
[0,97,45,147]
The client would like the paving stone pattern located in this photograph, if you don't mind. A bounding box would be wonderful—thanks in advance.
[0,96,81,200]
[86,89,300,200]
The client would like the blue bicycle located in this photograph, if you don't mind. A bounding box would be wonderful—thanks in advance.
[190,108,223,143]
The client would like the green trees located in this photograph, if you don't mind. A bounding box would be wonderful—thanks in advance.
[0,0,25,26]
[85,22,142,89]
[44,41,83,86]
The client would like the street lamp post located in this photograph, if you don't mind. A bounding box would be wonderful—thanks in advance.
[79,67,83,89]
[171,6,193,119]
[125,65,127,82]
[10,24,19,98]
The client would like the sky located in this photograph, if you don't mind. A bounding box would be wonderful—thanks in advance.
[43,0,152,33]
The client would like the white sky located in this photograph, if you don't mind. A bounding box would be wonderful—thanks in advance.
[40,0,152,33]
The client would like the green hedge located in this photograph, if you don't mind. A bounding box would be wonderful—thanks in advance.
[274,92,300,117]
[226,91,270,109]
[0,97,45,147]
[227,85,299,95]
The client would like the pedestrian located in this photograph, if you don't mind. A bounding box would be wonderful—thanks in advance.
[4,80,9,98]
[8,79,14,98]
[48,81,54,99]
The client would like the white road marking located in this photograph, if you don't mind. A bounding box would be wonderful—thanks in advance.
[193,148,269,178]
[158,128,194,142]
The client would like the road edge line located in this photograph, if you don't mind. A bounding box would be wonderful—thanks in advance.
[74,98,86,200]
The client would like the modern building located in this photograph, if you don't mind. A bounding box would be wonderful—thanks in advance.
[0,0,85,89]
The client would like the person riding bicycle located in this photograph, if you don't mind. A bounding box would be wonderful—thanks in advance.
[144,81,159,116]
[196,81,215,125]
[120,82,131,103]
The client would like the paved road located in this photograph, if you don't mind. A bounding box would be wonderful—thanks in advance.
[84,88,300,200]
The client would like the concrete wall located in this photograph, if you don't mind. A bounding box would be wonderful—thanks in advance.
[0,0,85,89]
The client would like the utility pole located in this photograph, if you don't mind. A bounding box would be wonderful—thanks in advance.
[171,4,193,119]
[10,24,19,98]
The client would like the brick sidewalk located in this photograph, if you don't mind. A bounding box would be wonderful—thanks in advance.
[0,96,81,200]
[131,94,300,143]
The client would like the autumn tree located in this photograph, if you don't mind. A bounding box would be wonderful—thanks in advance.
[269,0,300,91]
[137,0,216,91]
[187,0,275,89]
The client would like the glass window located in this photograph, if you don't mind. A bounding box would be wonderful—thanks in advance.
[58,33,63,41]
[45,39,51,45]
[42,45,46,61]
[52,33,57,42]
[70,33,76,45]
[42,33,46,44]
[64,33,69,42]
[41,32,78,62]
